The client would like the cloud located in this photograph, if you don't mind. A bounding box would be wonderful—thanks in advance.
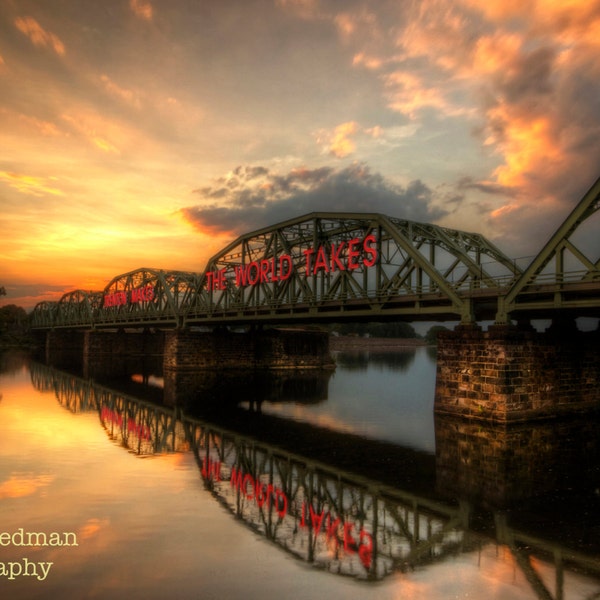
[14,16,65,56]
[100,75,142,109]
[316,121,406,159]
[130,0,153,21]
[0,171,64,197]
[181,163,447,235]
[60,110,125,155]
[325,0,600,242]
[328,121,359,157]
[456,176,517,197]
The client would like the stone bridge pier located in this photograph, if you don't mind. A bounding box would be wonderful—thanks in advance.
[163,328,334,371]
[38,326,334,385]
[434,322,600,422]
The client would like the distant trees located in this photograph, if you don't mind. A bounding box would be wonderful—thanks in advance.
[0,303,31,348]
[328,321,454,344]
[329,321,418,339]
[424,325,452,344]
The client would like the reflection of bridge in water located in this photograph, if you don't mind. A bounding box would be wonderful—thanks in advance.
[30,361,600,594]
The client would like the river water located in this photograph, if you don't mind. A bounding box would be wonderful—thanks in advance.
[1,347,599,599]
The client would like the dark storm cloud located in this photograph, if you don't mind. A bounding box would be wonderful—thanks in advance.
[182,163,448,235]
[457,177,517,197]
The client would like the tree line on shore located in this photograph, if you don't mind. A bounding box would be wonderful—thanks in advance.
[327,322,449,344]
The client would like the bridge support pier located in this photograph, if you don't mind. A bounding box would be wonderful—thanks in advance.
[43,329,85,370]
[83,329,165,379]
[434,324,600,422]
[163,328,334,372]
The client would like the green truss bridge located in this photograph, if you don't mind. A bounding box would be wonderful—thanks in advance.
[31,177,600,330]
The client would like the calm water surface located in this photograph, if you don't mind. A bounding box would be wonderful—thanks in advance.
[1,348,599,599]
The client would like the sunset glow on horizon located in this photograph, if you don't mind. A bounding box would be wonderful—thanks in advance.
[1,0,599,310]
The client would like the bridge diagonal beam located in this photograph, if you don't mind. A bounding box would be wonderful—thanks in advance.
[497,177,600,323]
[377,215,472,321]
[427,227,507,289]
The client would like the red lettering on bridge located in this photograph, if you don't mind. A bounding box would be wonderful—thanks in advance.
[231,255,293,288]
[103,285,155,308]
[206,234,378,289]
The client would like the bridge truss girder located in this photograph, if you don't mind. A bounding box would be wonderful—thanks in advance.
[31,268,200,329]
[30,187,600,330]
[184,212,520,326]
[97,268,198,328]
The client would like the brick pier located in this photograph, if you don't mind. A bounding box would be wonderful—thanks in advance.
[37,327,334,381]
[434,324,600,422]
[163,328,334,371]
[83,329,165,379]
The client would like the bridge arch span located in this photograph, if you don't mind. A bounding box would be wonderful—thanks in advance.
[29,177,600,331]
[96,267,199,328]
[183,212,520,326]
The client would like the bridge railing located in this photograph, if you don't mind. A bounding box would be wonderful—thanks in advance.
[30,266,597,329]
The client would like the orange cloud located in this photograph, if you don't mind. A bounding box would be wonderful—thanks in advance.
[329,121,358,158]
[334,9,378,39]
[14,16,65,56]
[352,52,383,70]
[130,0,153,21]
[472,33,523,76]
[463,0,600,45]
[100,75,142,109]
[488,110,564,190]
[490,202,521,220]
[0,171,64,196]
[343,0,599,213]
[18,114,62,137]
[384,71,451,118]
[61,111,124,155]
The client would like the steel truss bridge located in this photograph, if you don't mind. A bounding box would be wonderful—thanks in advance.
[30,361,600,594]
[31,178,600,329]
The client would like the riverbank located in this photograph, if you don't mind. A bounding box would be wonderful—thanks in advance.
[329,335,428,351]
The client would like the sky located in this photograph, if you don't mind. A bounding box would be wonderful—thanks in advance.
[1,0,599,310]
